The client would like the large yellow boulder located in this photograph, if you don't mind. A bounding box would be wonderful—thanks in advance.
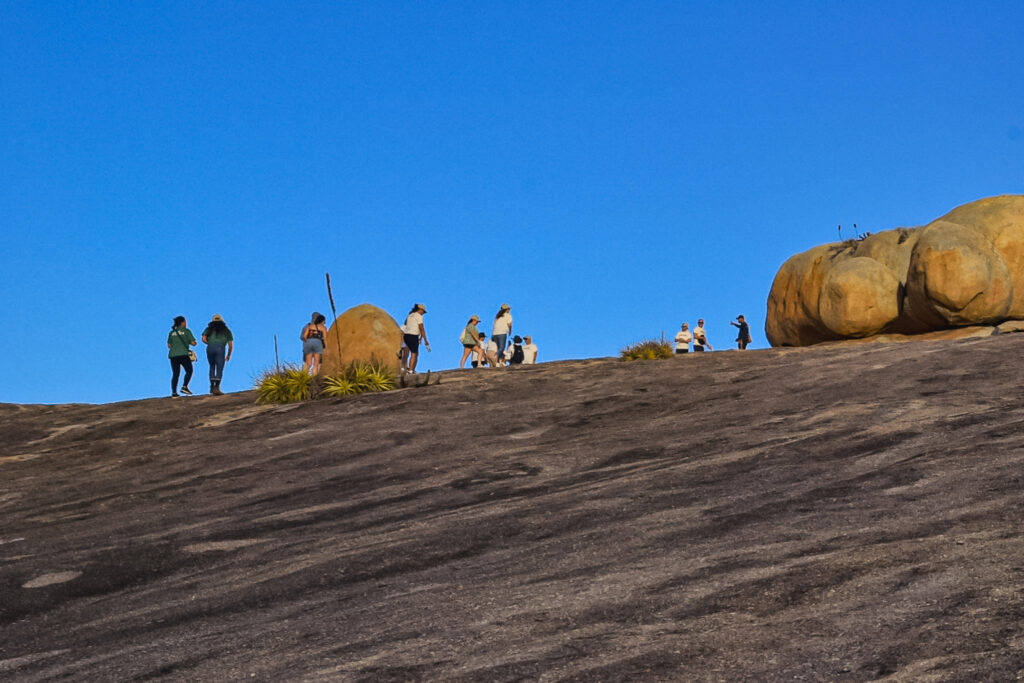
[766,195,1024,346]
[818,257,900,337]
[321,303,402,374]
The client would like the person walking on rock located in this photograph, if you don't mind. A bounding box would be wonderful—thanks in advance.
[168,315,198,397]
[301,312,327,374]
[400,303,431,373]
[674,323,692,354]
[459,315,482,368]
[522,335,539,364]
[492,303,513,361]
[201,314,234,395]
[693,319,712,352]
[731,314,752,350]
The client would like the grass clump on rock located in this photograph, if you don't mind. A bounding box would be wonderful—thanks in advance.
[256,361,397,404]
[620,340,673,361]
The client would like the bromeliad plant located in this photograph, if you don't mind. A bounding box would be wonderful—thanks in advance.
[255,361,397,404]
[620,339,674,361]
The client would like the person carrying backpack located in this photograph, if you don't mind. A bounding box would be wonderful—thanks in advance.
[508,336,526,365]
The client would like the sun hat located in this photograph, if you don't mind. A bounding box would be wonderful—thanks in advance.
[415,303,427,313]
[500,303,511,310]
[212,314,224,322]
[469,314,480,322]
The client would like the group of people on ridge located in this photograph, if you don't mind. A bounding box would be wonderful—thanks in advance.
[456,304,538,369]
[167,315,234,397]
[673,315,751,353]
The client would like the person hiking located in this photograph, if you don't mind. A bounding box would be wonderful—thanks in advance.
[674,323,692,354]
[459,315,483,368]
[731,315,752,350]
[693,319,712,352]
[492,303,513,361]
[400,303,431,373]
[167,315,198,397]
[201,314,234,395]
[301,312,328,374]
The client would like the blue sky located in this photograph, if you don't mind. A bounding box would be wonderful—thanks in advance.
[2,1,1022,404]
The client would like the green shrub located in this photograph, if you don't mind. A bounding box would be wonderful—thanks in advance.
[620,339,673,361]
[255,361,397,404]
[255,366,315,404]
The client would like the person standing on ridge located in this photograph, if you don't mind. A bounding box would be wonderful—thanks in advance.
[301,312,327,374]
[693,319,712,352]
[168,315,198,397]
[674,323,692,354]
[731,315,752,350]
[459,315,483,368]
[201,314,234,394]
[400,303,430,373]
[492,303,513,361]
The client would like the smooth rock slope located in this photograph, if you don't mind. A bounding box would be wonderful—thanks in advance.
[3,337,1024,680]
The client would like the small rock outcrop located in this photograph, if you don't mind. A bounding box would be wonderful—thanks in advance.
[322,303,401,373]
[766,195,1024,346]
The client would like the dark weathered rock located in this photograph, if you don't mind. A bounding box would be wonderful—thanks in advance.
[5,338,1024,680]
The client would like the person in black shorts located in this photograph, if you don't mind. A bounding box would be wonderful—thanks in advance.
[400,304,430,373]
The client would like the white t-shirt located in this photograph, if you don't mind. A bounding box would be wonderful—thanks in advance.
[522,343,538,363]
[692,326,708,347]
[674,330,692,350]
[486,340,498,355]
[402,312,423,336]
[492,313,513,336]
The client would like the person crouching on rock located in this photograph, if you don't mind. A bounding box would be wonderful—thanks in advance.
[301,312,327,374]
[168,315,198,397]
[400,303,430,373]
[459,315,482,368]
[201,314,234,395]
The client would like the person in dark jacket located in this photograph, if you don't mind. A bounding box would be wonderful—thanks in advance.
[201,314,234,394]
[167,316,198,397]
[731,315,752,350]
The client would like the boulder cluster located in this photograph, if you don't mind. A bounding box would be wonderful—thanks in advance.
[766,195,1024,346]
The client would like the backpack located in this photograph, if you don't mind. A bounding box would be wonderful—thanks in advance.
[510,343,525,364]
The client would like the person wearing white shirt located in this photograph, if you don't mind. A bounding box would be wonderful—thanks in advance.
[400,303,430,372]
[522,336,538,364]
[674,323,692,354]
[692,318,712,352]
[485,338,500,367]
[491,303,513,361]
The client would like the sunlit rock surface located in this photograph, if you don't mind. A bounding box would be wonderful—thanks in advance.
[767,195,1024,346]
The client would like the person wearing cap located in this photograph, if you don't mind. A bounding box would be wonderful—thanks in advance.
[693,318,712,352]
[730,315,752,350]
[201,314,234,395]
[469,332,485,367]
[400,303,431,373]
[459,315,483,368]
[301,312,328,374]
[492,303,513,361]
[522,335,539,364]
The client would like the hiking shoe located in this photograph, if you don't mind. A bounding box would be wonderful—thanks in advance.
[180,386,193,395]
[171,392,179,397]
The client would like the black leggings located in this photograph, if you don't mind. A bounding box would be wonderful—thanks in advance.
[170,355,193,392]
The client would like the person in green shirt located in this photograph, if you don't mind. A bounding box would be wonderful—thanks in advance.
[201,314,234,395]
[167,316,198,396]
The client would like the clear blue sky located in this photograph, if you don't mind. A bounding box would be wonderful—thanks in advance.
[3,1,1022,404]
